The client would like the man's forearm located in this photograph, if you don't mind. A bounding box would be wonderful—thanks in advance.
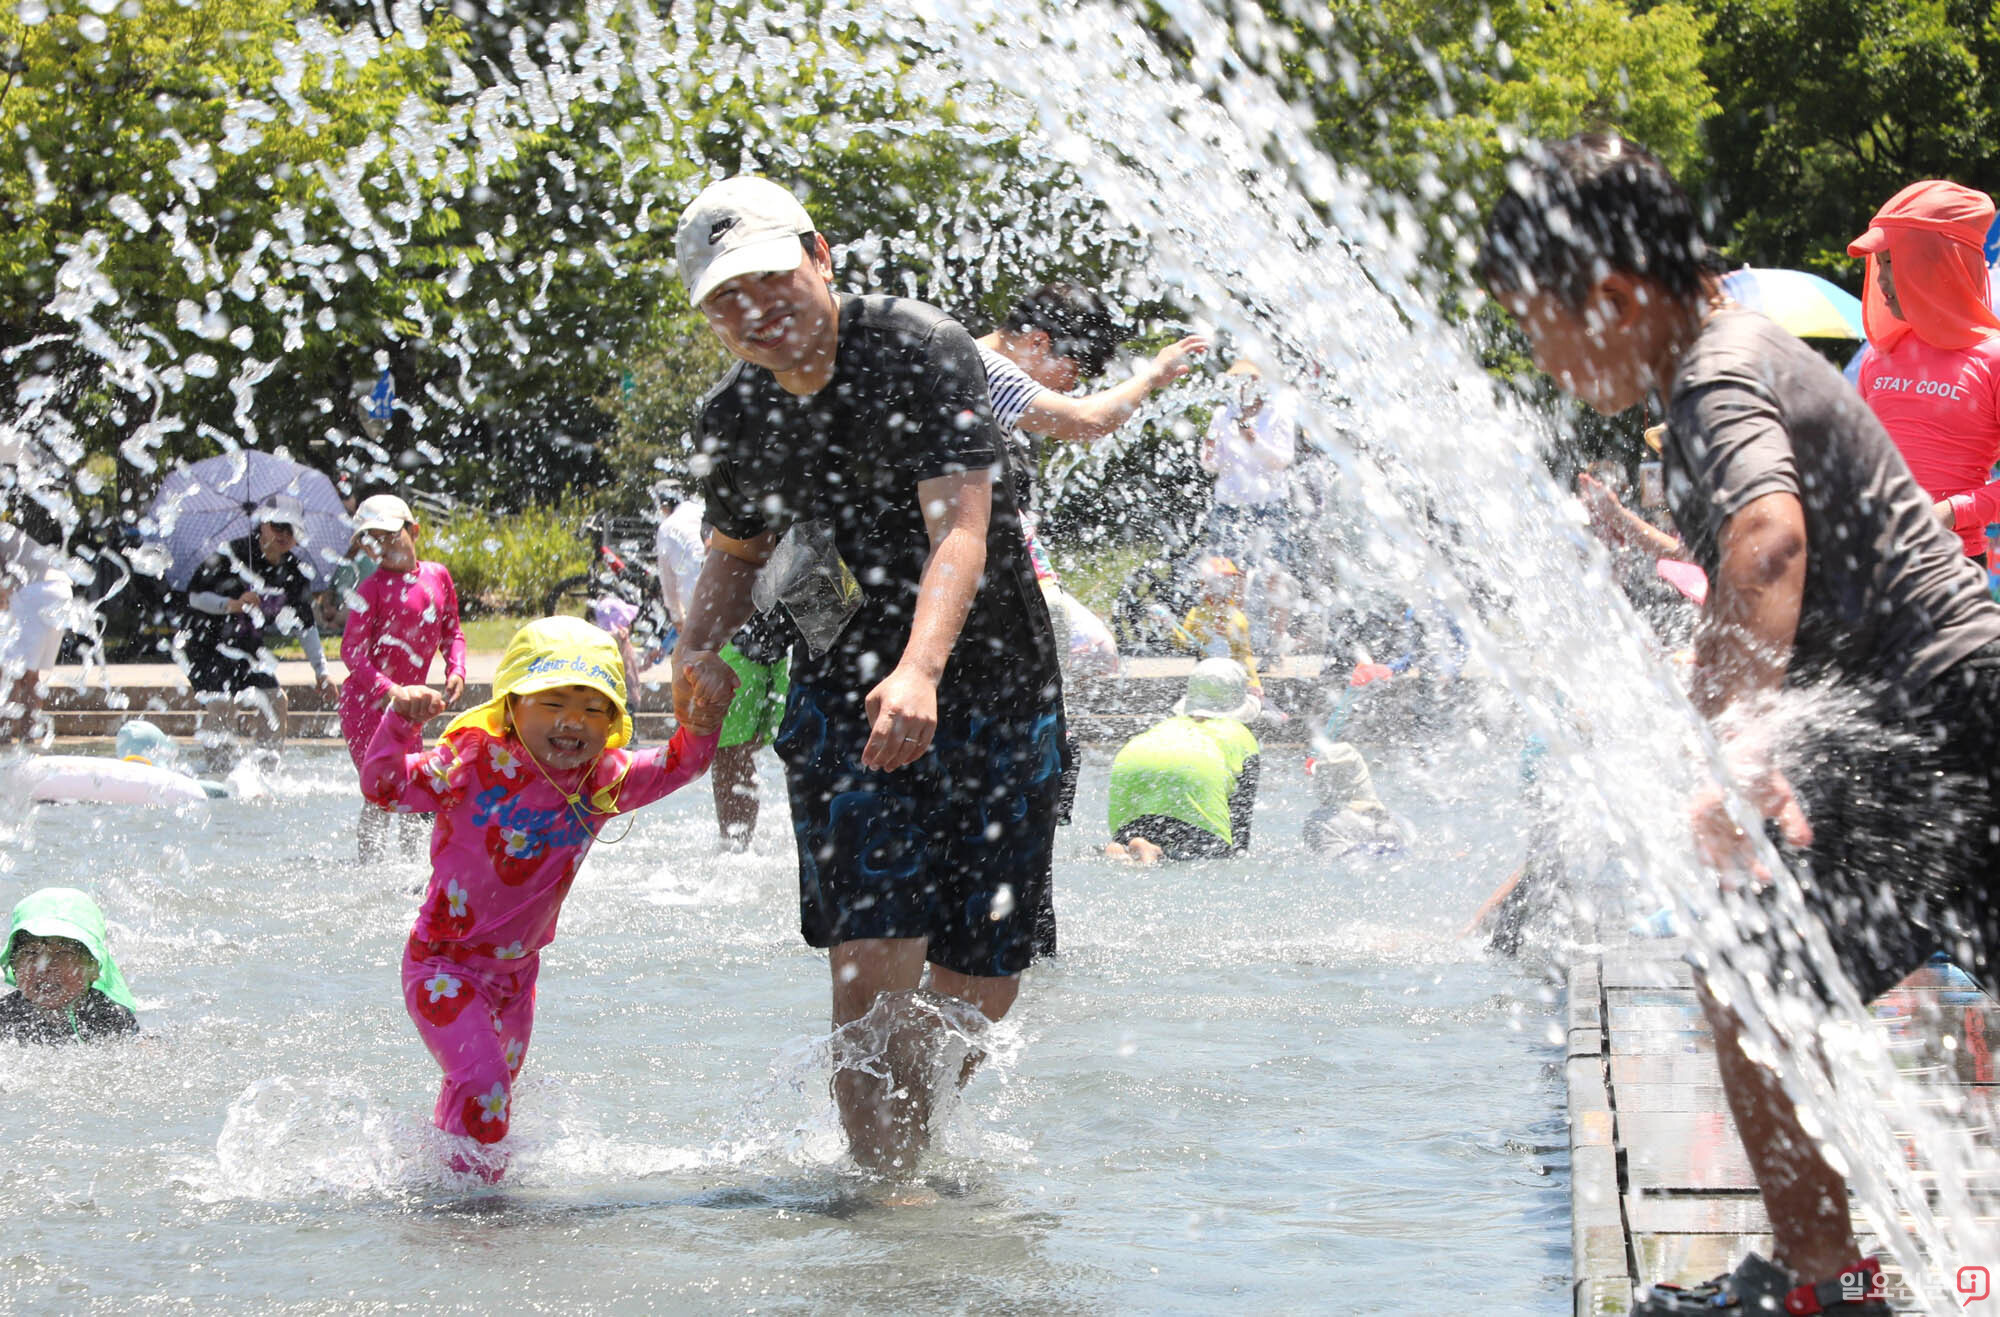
[1048,374,1155,441]
[677,546,761,655]
[300,627,328,678]
[896,524,985,682]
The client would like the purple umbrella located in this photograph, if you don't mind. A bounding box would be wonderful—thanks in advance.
[143,451,351,590]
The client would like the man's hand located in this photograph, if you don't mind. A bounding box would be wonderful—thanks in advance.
[389,684,446,723]
[1145,335,1209,390]
[861,664,939,771]
[229,590,260,615]
[315,669,339,701]
[443,673,465,705]
[1690,768,1813,887]
[672,649,738,736]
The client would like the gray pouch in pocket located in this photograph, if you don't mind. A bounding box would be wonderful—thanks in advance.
[754,519,864,658]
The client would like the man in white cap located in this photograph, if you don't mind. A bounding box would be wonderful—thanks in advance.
[1103,658,1262,864]
[669,175,1066,1177]
[177,494,336,759]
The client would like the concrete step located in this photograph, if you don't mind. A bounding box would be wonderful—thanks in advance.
[33,655,1481,749]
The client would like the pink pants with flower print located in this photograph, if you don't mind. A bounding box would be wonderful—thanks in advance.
[402,938,538,1151]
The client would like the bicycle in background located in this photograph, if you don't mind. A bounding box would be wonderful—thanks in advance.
[543,514,674,665]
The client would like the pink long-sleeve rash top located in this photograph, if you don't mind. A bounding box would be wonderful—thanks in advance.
[362,713,718,964]
[1858,334,2000,556]
[342,561,469,708]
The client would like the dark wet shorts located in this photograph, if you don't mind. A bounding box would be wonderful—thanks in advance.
[1764,644,2000,1005]
[1113,814,1231,861]
[185,644,279,694]
[773,680,1067,978]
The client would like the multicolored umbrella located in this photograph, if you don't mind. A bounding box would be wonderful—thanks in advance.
[144,451,351,590]
[1720,267,1866,340]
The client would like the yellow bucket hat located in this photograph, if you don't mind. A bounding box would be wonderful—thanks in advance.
[444,616,633,751]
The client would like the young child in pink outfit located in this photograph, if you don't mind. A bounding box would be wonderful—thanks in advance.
[340,495,469,859]
[363,616,733,1179]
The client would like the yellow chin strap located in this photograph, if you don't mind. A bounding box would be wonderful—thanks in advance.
[510,722,637,847]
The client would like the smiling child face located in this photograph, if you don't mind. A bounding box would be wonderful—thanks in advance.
[508,685,617,772]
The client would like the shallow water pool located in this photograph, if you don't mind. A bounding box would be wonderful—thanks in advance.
[0,742,1567,1313]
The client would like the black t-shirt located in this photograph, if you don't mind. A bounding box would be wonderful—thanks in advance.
[697,295,1061,712]
[1664,309,2000,698]
[0,988,138,1044]
[183,534,320,655]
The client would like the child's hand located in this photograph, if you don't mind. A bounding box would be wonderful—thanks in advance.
[390,684,446,723]
[673,650,738,736]
[686,686,733,737]
[443,673,465,705]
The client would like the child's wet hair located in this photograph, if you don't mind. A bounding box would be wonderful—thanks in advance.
[1478,133,1709,309]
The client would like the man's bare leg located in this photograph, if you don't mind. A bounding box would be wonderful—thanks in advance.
[0,672,42,743]
[828,937,1016,1176]
[240,687,290,752]
[712,741,759,849]
[926,961,1021,1089]
[1696,975,1859,1282]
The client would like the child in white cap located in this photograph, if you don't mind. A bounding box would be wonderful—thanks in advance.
[339,494,468,860]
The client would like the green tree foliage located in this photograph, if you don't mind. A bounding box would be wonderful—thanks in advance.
[1696,0,2000,277]
[2,0,1122,524]
[1211,0,1717,291]
[588,0,1136,507]
[1207,0,1717,458]
[0,0,457,489]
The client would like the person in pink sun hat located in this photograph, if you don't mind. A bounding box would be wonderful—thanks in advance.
[363,616,732,1181]
[1850,179,2000,567]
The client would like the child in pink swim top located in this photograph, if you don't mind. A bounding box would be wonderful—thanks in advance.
[340,494,469,859]
[362,616,734,1180]
[1850,181,2000,564]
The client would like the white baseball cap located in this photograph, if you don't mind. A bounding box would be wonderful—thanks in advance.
[675,176,816,307]
[352,493,415,534]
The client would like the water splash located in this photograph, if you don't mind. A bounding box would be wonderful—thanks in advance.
[5,0,1993,1297]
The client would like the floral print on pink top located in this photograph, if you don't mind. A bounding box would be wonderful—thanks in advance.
[376,710,718,1165]
[362,712,718,965]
